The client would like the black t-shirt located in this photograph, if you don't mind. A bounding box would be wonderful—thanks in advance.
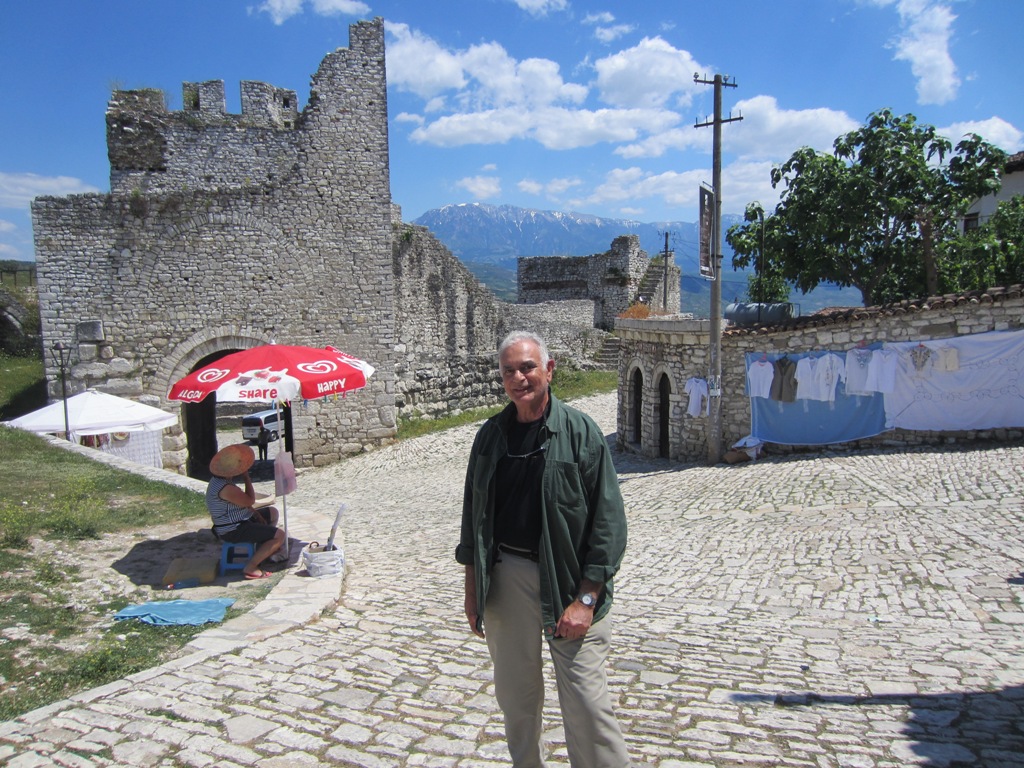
[494,414,546,550]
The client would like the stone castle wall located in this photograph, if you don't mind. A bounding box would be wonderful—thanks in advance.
[616,291,1024,462]
[33,19,395,472]
[32,17,643,472]
[391,219,604,419]
[518,235,650,328]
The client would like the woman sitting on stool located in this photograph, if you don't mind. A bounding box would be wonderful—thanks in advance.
[206,444,284,579]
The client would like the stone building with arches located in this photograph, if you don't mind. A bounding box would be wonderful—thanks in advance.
[616,288,1024,463]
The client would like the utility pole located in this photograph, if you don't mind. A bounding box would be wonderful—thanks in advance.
[694,72,741,465]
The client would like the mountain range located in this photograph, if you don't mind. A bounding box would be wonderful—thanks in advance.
[411,203,863,313]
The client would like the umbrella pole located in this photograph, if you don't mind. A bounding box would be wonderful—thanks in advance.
[276,400,290,558]
[282,492,290,558]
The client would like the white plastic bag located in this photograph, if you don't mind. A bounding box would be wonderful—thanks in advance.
[302,542,345,578]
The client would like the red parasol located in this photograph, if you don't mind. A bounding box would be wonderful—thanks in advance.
[168,344,374,557]
[168,344,374,404]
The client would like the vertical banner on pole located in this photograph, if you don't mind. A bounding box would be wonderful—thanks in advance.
[698,184,715,279]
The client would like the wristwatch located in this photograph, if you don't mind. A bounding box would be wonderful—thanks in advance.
[577,592,597,608]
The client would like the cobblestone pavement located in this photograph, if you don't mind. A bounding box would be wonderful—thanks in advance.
[3,392,1024,767]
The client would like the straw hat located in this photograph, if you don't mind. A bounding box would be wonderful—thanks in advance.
[209,444,255,478]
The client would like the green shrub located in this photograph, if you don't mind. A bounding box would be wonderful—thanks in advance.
[0,502,34,547]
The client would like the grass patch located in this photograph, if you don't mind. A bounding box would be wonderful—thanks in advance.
[0,422,215,720]
[0,353,46,421]
[1,426,206,538]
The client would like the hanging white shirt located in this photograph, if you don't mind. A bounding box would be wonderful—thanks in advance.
[747,359,774,399]
[845,348,873,396]
[684,377,708,417]
[864,349,898,393]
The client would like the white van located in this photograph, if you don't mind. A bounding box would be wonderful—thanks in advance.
[241,409,282,442]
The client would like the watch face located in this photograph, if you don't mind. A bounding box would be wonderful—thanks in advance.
[580,593,596,607]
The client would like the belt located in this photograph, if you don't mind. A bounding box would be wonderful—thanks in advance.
[497,543,539,562]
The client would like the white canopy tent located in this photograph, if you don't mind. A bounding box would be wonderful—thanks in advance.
[5,390,178,468]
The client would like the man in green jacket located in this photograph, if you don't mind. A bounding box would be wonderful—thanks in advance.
[456,331,630,767]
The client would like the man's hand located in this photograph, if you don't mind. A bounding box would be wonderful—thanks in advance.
[555,599,594,640]
[464,565,484,638]
[555,579,603,640]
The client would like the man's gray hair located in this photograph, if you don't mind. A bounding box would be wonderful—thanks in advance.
[498,331,550,368]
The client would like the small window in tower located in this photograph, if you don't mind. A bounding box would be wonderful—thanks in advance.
[963,212,980,232]
[282,97,291,108]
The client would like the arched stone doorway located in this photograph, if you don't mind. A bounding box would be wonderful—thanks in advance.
[631,368,643,444]
[658,372,671,459]
[182,349,239,479]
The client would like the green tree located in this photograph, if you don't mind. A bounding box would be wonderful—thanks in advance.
[940,195,1024,291]
[727,110,1006,306]
[726,202,789,304]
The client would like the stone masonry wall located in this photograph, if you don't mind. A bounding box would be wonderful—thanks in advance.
[33,19,395,471]
[617,291,1024,463]
[392,221,508,418]
[518,235,649,328]
[391,221,604,419]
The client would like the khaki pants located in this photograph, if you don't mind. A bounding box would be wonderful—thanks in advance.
[484,553,630,768]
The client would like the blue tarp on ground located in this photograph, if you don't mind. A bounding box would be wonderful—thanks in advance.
[114,597,235,626]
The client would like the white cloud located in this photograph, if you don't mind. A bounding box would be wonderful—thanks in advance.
[594,24,636,44]
[310,0,370,15]
[254,0,303,25]
[0,219,15,233]
[583,12,615,25]
[565,160,781,218]
[614,97,855,161]
[574,166,706,211]
[545,177,582,195]
[730,96,859,160]
[615,127,709,159]
[867,0,960,105]
[411,105,679,150]
[593,37,705,109]
[894,1,959,105]
[386,25,586,110]
[0,243,19,257]
[939,117,1024,153]
[255,0,367,24]
[394,112,425,126]
[721,160,782,214]
[509,0,568,16]
[410,108,534,147]
[482,163,498,172]
[457,175,502,199]
[518,177,582,199]
[386,23,466,99]
[0,172,99,209]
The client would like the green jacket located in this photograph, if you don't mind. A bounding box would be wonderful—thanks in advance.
[456,391,627,637]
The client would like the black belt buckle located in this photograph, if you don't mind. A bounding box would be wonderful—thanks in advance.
[498,543,539,562]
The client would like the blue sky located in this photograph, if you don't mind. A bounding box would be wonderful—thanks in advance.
[1,0,1022,262]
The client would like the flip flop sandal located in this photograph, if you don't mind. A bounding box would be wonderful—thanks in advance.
[244,570,272,580]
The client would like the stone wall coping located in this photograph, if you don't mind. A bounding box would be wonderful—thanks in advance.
[616,317,709,335]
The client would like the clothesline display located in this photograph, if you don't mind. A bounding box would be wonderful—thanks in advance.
[883,330,1024,431]
[746,347,886,446]
[744,329,1024,446]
